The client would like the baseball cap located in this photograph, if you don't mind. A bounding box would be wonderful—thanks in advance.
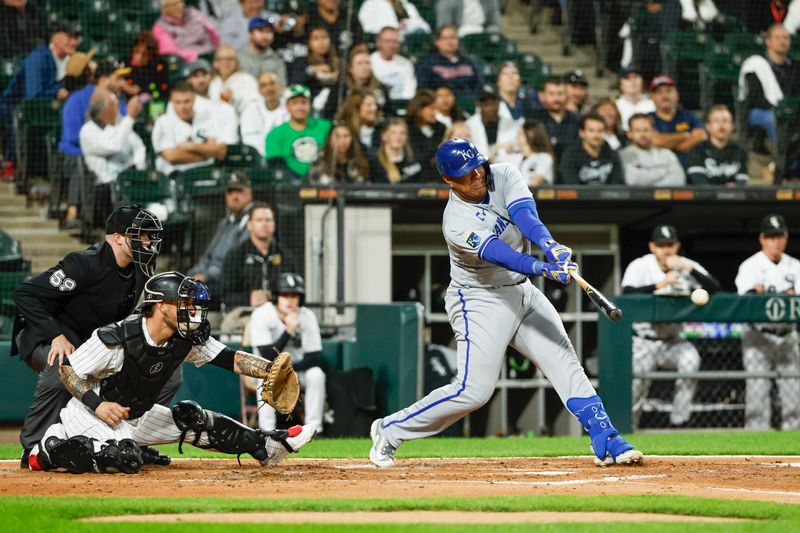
[477,84,499,101]
[618,65,641,78]
[248,17,274,32]
[760,214,788,236]
[649,74,676,91]
[186,59,212,76]
[65,49,96,78]
[105,205,145,235]
[51,20,81,37]
[225,171,251,191]
[284,83,311,101]
[651,224,679,244]
[566,70,588,86]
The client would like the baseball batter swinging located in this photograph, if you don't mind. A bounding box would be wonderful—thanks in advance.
[369,139,643,467]
[27,272,314,474]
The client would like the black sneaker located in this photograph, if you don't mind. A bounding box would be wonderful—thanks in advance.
[20,448,30,469]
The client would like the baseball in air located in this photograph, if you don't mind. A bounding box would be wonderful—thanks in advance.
[691,289,709,306]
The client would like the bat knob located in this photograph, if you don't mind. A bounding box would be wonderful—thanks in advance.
[609,309,623,322]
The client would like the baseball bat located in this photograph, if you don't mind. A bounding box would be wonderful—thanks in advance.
[568,268,623,322]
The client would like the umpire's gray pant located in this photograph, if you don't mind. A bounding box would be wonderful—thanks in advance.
[18,343,185,450]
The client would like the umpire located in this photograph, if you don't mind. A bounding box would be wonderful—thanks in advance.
[10,206,181,466]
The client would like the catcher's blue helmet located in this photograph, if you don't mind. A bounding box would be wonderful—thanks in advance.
[435,139,487,178]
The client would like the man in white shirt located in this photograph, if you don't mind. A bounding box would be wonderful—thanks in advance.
[182,59,240,131]
[370,26,417,100]
[152,82,237,176]
[615,66,656,131]
[735,214,800,430]
[465,85,521,160]
[240,71,288,157]
[619,113,685,186]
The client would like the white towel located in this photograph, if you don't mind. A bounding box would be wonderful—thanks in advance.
[679,0,719,23]
[738,55,784,107]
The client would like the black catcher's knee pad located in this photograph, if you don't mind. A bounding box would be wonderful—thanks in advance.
[39,436,142,474]
[94,439,144,474]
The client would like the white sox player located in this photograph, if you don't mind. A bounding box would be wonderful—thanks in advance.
[621,224,720,427]
[735,214,800,430]
[369,139,643,467]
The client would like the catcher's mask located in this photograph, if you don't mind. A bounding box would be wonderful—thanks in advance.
[141,272,211,345]
[106,206,163,276]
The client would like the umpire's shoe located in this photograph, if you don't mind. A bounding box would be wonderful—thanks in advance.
[369,419,397,468]
[20,448,31,469]
[593,435,644,467]
[261,424,316,466]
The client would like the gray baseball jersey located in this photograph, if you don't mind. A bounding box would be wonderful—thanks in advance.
[378,163,596,445]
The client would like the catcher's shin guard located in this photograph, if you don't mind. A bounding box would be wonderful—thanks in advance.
[30,436,144,474]
[171,399,291,465]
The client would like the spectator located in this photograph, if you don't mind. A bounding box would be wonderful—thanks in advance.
[433,85,466,128]
[559,112,625,185]
[406,89,447,176]
[197,0,241,23]
[219,0,269,49]
[188,170,254,300]
[237,16,287,84]
[59,60,130,230]
[209,44,261,114]
[494,120,555,186]
[466,85,521,160]
[615,66,656,131]
[0,21,78,178]
[735,213,800,431]
[591,97,627,151]
[358,0,431,36]
[336,89,380,149]
[436,0,501,37]
[496,61,537,121]
[688,105,749,186]
[369,118,423,183]
[182,59,240,127]
[526,76,580,161]
[649,74,706,167]
[308,122,371,184]
[308,0,365,52]
[444,120,472,141]
[619,113,685,186]
[415,25,482,99]
[221,201,295,312]
[0,0,48,58]
[250,272,326,434]
[127,30,171,101]
[240,71,288,157]
[334,44,391,118]
[565,70,591,115]
[622,224,720,428]
[265,84,332,178]
[370,26,418,100]
[152,82,234,176]
[743,0,794,33]
[184,58,215,99]
[79,89,146,223]
[152,0,220,63]
[739,23,800,153]
[287,26,340,114]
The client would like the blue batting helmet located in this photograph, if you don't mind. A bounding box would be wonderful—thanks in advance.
[435,139,488,178]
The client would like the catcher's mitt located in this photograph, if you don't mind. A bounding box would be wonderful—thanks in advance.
[261,352,300,415]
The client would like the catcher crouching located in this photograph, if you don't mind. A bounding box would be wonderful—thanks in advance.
[27,272,310,474]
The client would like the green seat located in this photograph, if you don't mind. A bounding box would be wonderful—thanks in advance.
[0,271,28,316]
[723,33,764,64]
[0,231,28,272]
[13,98,63,190]
[400,33,433,63]
[509,53,550,91]
[164,55,188,83]
[460,33,517,63]
[660,31,712,72]
[179,166,226,199]
[221,144,267,170]
[44,0,83,19]
[698,44,738,111]
[116,169,173,205]
[775,95,800,121]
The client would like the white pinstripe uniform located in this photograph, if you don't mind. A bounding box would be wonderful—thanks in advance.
[40,319,288,457]
[621,254,707,426]
[735,251,800,430]
[250,303,325,433]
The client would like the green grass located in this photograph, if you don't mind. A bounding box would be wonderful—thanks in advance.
[2,430,798,460]
[0,494,798,532]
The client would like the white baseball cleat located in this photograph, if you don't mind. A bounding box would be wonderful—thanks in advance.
[592,434,644,467]
[369,418,396,468]
[262,424,316,466]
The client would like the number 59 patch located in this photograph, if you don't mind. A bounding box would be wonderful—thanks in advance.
[49,269,77,292]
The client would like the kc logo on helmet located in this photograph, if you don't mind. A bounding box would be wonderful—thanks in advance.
[455,148,475,161]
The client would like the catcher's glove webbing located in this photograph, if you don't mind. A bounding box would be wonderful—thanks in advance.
[261,351,300,415]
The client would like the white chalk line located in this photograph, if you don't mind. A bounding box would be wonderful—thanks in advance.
[386,474,669,486]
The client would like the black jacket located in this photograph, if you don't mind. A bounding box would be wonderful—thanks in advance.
[221,238,297,309]
[11,242,146,357]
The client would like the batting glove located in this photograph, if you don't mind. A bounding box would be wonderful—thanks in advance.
[533,260,577,285]
[541,239,573,263]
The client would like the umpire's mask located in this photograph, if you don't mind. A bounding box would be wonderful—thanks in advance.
[106,206,163,276]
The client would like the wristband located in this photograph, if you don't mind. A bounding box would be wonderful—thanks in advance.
[81,390,103,412]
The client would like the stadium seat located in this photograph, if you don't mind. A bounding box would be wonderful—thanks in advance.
[460,33,517,63]
[511,53,550,91]
[0,56,23,94]
[115,169,175,206]
[13,98,63,193]
[0,231,30,273]
[221,144,267,170]
[178,166,226,199]
[723,33,764,64]
[698,45,738,112]
[400,33,433,63]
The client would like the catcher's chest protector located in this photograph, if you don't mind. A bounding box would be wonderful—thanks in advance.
[98,314,192,419]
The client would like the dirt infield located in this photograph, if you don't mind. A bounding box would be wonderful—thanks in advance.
[3,456,800,506]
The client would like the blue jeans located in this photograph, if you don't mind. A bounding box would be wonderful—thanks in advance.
[748,107,777,147]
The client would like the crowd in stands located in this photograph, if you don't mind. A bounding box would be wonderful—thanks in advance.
[0,0,800,231]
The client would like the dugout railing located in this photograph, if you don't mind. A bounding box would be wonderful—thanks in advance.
[598,293,800,433]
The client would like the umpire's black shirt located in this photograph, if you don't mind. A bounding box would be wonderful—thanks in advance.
[11,241,146,356]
